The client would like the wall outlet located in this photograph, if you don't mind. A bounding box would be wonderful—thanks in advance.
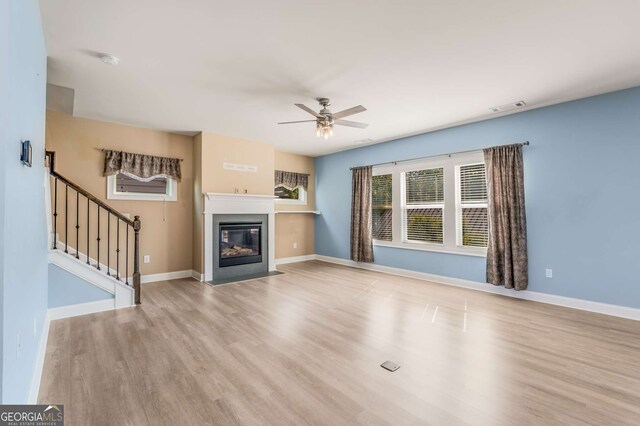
[293,242,298,249]
[143,255,151,264]
[545,269,553,278]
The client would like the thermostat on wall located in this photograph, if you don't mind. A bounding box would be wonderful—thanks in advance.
[20,140,32,167]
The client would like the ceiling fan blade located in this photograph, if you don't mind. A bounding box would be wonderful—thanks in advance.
[278,120,318,125]
[335,119,369,129]
[332,105,367,119]
[295,104,321,118]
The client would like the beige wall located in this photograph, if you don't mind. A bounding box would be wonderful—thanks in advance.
[45,115,316,277]
[45,110,193,276]
[191,135,316,272]
[274,151,315,259]
[200,132,275,195]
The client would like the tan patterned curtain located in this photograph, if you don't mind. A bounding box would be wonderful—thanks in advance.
[274,170,309,190]
[350,166,374,263]
[484,144,528,290]
[103,150,181,182]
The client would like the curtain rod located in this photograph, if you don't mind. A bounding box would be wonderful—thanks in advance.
[349,141,529,170]
[94,147,184,162]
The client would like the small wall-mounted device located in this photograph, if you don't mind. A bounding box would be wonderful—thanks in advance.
[20,140,32,167]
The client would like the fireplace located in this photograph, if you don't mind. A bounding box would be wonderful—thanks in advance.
[219,222,262,267]
[203,193,276,283]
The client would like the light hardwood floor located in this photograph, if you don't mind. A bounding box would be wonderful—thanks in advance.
[39,261,640,425]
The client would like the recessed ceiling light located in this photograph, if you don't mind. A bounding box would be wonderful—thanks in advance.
[99,54,119,65]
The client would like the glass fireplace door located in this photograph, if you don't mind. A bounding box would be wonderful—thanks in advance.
[219,223,262,267]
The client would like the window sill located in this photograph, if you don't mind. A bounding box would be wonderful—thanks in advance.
[373,240,487,257]
[107,194,177,202]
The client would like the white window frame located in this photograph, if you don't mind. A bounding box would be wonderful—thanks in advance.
[106,174,177,202]
[455,162,488,250]
[401,166,445,246]
[274,186,307,205]
[372,151,487,257]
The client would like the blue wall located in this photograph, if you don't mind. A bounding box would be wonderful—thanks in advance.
[315,87,640,309]
[0,0,48,403]
[48,265,114,308]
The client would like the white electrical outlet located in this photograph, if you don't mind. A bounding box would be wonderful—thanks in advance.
[545,269,553,278]
[143,255,151,264]
[293,242,298,249]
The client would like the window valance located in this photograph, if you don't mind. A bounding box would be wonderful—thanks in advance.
[103,150,182,182]
[275,170,309,191]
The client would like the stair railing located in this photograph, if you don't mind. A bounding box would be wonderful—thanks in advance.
[45,151,141,304]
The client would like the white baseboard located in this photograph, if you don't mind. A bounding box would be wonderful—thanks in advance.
[28,314,51,404]
[47,299,120,321]
[315,255,640,321]
[191,270,204,282]
[141,270,194,284]
[275,255,317,265]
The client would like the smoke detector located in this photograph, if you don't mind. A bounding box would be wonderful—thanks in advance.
[490,101,526,113]
[99,54,119,65]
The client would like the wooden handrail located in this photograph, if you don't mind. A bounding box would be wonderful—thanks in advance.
[46,150,142,304]
[46,151,134,226]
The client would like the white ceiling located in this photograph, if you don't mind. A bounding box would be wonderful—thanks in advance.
[40,0,640,156]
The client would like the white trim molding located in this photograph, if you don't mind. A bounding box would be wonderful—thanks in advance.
[192,270,204,282]
[141,270,194,284]
[47,299,120,321]
[275,255,317,265]
[48,249,135,308]
[314,255,640,321]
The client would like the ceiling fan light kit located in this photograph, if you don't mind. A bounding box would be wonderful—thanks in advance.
[279,97,368,139]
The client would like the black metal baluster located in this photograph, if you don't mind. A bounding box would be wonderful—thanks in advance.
[65,184,69,254]
[53,178,58,250]
[126,224,129,285]
[96,206,101,271]
[107,211,111,276]
[75,191,80,259]
[116,219,120,281]
[86,197,90,265]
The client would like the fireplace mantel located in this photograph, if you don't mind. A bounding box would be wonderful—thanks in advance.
[203,193,276,282]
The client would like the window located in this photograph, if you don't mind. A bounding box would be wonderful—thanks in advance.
[372,152,487,256]
[403,168,444,244]
[456,163,488,247]
[372,174,392,241]
[275,185,307,205]
[107,173,177,201]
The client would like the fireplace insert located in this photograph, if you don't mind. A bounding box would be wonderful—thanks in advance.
[219,222,262,267]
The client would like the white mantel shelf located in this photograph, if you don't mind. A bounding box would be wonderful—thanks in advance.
[275,211,321,215]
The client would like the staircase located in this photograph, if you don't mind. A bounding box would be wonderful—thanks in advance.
[45,151,141,307]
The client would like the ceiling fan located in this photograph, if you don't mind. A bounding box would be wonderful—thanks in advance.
[278,98,368,139]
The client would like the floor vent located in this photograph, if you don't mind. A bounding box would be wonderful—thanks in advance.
[380,361,400,372]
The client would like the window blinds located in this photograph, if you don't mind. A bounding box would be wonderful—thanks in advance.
[372,174,393,241]
[403,168,444,243]
[459,163,488,247]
